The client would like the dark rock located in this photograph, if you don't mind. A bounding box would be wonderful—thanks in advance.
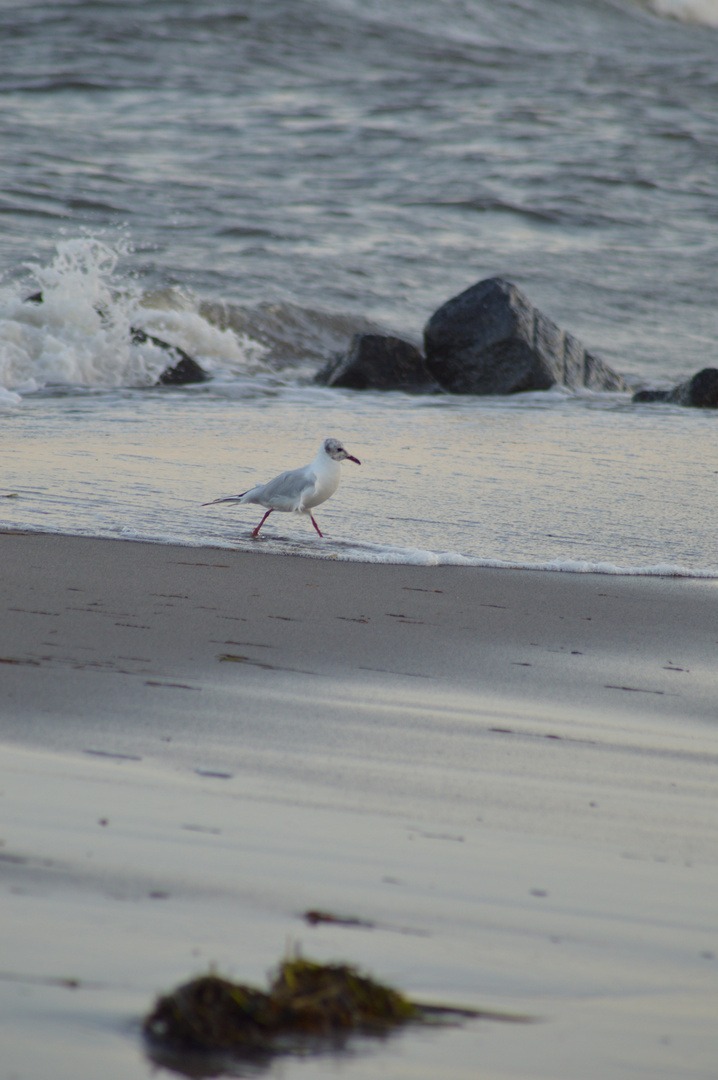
[424,277,626,395]
[156,354,210,386]
[315,333,438,392]
[668,367,718,407]
[632,368,718,407]
[130,328,210,385]
[631,388,671,404]
[24,291,45,304]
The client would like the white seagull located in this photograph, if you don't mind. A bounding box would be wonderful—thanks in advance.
[202,437,361,538]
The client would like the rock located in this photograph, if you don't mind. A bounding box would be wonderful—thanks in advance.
[631,389,671,404]
[632,368,718,407]
[156,353,210,386]
[668,368,718,407]
[315,333,438,392]
[423,277,626,395]
[130,328,210,385]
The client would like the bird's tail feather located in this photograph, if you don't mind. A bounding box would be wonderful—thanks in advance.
[202,491,248,507]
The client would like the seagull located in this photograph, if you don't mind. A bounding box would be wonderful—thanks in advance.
[202,437,361,538]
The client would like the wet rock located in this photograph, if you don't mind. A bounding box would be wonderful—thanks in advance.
[424,277,627,395]
[631,388,671,404]
[155,354,209,385]
[669,368,718,407]
[315,333,438,392]
[130,328,210,386]
[632,368,718,407]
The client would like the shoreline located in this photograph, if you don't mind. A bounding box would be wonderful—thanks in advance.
[4,524,718,581]
[2,531,718,1080]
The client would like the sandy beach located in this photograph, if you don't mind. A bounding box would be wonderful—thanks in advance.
[4,1,718,1076]
[2,531,718,1080]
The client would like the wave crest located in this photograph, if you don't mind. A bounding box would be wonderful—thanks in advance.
[647,0,718,27]
[0,237,267,393]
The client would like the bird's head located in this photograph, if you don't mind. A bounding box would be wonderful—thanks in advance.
[323,438,361,465]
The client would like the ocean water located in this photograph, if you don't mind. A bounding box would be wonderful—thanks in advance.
[1,0,718,575]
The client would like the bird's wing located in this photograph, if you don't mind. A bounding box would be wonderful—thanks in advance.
[258,464,318,508]
[202,465,319,511]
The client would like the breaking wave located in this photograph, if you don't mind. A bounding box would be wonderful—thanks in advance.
[645,0,718,26]
[0,236,267,394]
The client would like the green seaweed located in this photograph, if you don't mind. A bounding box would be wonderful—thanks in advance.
[144,953,533,1073]
[144,974,276,1052]
[268,957,421,1033]
[144,958,420,1054]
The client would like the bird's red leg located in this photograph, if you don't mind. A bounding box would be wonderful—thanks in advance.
[309,514,323,538]
[252,509,273,537]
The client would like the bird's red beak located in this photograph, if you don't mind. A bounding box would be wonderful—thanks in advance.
[346,454,361,465]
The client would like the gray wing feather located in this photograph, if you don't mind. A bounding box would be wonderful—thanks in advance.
[202,491,249,506]
[258,466,317,504]
[203,465,318,510]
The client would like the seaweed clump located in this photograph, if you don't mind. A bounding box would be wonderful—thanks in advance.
[143,957,421,1056]
[143,973,276,1053]
[271,956,419,1034]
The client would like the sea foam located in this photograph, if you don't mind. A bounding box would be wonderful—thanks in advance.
[648,0,718,25]
[0,237,266,393]
[328,542,718,578]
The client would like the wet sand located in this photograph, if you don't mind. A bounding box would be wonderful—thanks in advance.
[2,532,718,1080]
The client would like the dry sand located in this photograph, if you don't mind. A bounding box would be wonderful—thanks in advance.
[2,532,718,1079]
